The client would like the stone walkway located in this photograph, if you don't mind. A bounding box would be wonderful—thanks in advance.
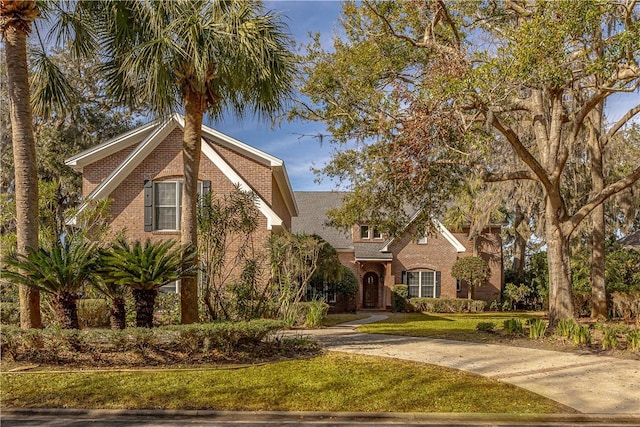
[283,314,640,415]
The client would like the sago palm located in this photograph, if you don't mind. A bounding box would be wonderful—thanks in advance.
[91,276,128,330]
[85,0,296,323]
[100,238,196,328]
[1,236,99,329]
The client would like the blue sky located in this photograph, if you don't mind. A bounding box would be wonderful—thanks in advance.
[211,1,345,192]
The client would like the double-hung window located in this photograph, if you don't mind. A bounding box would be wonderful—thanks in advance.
[402,270,441,298]
[154,182,182,231]
[144,179,208,232]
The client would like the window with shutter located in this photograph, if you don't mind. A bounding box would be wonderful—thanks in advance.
[145,180,207,231]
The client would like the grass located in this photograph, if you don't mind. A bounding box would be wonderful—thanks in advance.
[0,352,571,413]
[321,313,369,327]
[358,312,543,342]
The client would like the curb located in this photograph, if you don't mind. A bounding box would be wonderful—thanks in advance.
[3,408,640,425]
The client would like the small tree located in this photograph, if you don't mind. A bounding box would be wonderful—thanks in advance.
[269,232,323,326]
[197,187,262,321]
[451,257,490,300]
[336,266,359,312]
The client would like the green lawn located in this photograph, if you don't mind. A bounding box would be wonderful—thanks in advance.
[357,312,543,341]
[1,352,570,413]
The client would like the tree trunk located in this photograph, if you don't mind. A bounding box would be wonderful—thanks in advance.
[589,105,607,320]
[179,90,205,324]
[4,14,42,329]
[54,291,79,329]
[512,205,526,279]
[133,289,157,328]
[545,201,574,325]
[590,204,607,319]
[110,297,126,330]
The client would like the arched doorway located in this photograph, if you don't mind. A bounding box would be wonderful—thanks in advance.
[362,272,379,308]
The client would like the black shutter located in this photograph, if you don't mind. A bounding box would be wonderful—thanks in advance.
[144,179,153,231]
[435,271,441,298]
[401,271,406,285]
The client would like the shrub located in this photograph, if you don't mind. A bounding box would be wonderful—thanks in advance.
[627,329,640,352]
[572,325,592,345]
[556,318,577,338]
[503,318,524,335]
[611,291,640,321]
[572,291,591,317]
[476,322,496,332]
[1,319,286,363]
[528,319,547,339]
[304,299,329,328]
[408,298,486,313]
[0,302,19,325]
[600,326,619,350]
[154,292,181,326]
[392,285,408,312]
[77,299,110,328]
[503,283,532,311]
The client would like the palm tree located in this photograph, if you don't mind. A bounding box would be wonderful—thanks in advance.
[100,238,196,328]
[91,0,295,324]
[1,236,99,329]
[1,0,42,328]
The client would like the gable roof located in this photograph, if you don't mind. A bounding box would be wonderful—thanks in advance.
[65,114,297,229]
[292,191,467,259]
[380,211,467,253]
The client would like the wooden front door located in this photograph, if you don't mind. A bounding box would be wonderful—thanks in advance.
[363,272,379,308]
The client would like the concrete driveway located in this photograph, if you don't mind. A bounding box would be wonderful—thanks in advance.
[285,314,640,415]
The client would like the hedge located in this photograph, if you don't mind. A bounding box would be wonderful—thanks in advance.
[0,319,286,364]
[407,298,487,313]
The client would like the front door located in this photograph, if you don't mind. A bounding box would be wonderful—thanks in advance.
[363,272,379,308]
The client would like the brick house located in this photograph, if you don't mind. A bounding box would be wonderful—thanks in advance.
[65,114,298,291]
[292,192,503,311]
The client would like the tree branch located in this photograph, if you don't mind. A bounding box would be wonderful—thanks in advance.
[490,114,553,190]
[482,170,537,182]
[364,0,461,57]
[564,164,640,236]
[604,104,640,146]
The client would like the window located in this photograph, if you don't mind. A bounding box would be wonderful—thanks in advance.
[159,280,180,294]
[154,182,182,230]
[306,281,336,304]
[145,180,208,232]
[373,228,382,239]
[360,225,370,239]
[402,270,441,298]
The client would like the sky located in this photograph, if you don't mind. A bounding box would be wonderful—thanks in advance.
[211,1,345,192]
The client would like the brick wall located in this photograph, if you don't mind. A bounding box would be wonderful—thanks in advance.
[389,228,461,299]
[83,128,285,247]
